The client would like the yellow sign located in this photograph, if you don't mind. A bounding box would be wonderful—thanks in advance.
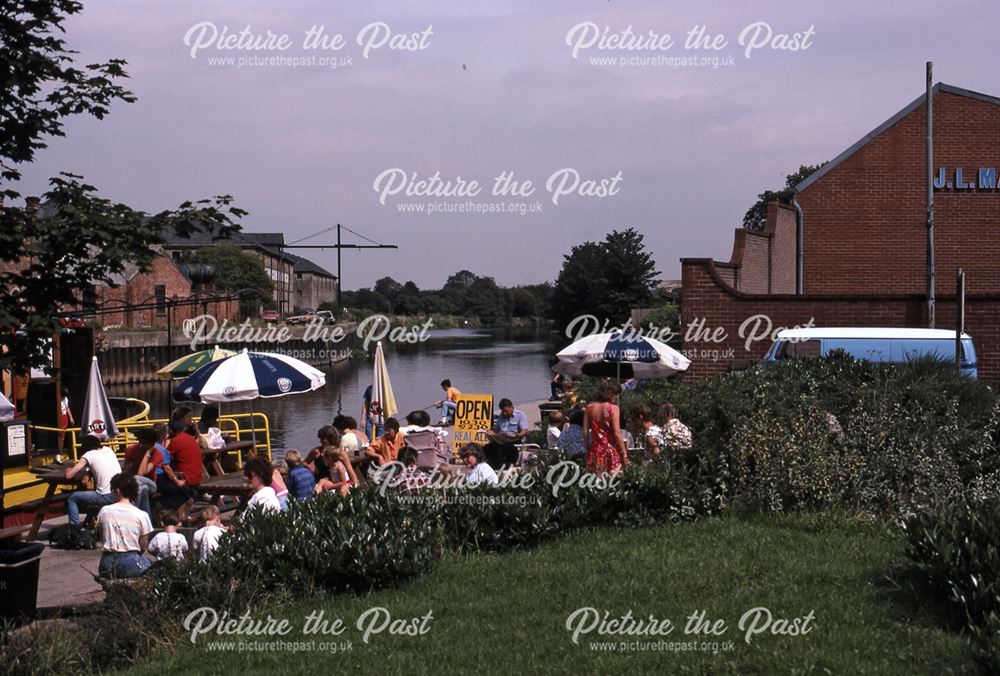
[452,394,493,457]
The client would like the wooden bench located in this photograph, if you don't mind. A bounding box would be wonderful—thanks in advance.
[0,524,32,542]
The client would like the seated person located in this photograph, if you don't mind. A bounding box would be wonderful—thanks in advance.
[557,406,586,458]
[123,426,162,517]
[365,417,403,466]
[243,456,282,514]
[630,404,663,466]
[334,415,368,455]
[158,420,202,514]
[193,505,227,561]
[546,411,566,449]
[284,450,316,502]
[401,410,449,445]
[314,446,354,497]
[306,425,360,487]
[96,473,153,578]
[196,404,226,451]
[389,446,431,495]
[147,510,188,562]
[484,398,528,469]
[460,443,499,487]
[271,465,290,511]
[435,379,461,425]
[65,434,122,526]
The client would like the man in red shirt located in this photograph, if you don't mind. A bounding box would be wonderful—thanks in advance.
[159,420,203,512]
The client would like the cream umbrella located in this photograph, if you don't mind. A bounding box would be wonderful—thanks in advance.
[370,341,397,428]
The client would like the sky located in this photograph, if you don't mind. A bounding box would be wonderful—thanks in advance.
[14,0,1000,290]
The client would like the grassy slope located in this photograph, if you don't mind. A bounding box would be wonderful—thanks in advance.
[130,514,977,675]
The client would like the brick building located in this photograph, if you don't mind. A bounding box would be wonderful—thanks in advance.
[161,230,296,316]
[680,83,1000,386]
[286,253,338,311]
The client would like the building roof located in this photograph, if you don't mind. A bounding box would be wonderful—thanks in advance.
[776,327,971,340]
[285,252,337,279]
[161,228,286,250]
[795,83,1000,192]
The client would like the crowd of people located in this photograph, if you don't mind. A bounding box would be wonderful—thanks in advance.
[59,377,691,579]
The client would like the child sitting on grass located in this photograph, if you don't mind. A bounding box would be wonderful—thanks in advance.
[146,510,188,561]
[193,505,227,562]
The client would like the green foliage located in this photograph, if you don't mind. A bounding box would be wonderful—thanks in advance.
[551,228,658,332]
[188,245,273,302]
[902,497,1000,667]
[0,1,245,372]
[743,163,826,230]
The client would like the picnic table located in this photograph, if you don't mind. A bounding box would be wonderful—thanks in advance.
[198,471,252,507]
[26,461,87,539]
[202,440,256,476]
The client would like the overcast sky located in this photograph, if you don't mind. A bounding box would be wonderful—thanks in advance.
[16,0,1000,290]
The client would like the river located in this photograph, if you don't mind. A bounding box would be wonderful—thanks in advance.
[108,327,557,455]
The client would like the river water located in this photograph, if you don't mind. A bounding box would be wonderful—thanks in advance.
[108,328,556,455]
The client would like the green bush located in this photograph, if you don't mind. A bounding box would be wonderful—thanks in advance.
[902,496,1000,667]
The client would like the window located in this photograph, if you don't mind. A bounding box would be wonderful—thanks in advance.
[154,284,167,317]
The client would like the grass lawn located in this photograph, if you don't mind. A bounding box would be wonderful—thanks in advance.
[128,513,977,675]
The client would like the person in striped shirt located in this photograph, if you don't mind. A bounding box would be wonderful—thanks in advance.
[96,473,153,578]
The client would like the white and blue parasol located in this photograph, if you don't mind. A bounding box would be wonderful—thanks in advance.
[172,349,326,403]
[553,331,690,379]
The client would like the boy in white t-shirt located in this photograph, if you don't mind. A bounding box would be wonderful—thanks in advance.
[65,435,123,525]
[193,505,227,561]
[147,510,188,562]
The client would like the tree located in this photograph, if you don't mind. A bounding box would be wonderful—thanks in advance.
[742,163,826,231]
[551,228,658,332]
[189,245,273,307]
[0,1,244,372]
[373,277,402,306]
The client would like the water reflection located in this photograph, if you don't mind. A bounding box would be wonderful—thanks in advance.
[108,328,555,454]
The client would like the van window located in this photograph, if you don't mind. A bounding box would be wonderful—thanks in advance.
[774,339,821,359]
[822,338,889,362]
[891,339,955,363]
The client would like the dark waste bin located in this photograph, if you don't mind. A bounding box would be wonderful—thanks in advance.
[0,540,45,624]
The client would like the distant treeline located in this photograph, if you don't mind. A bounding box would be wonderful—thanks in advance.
[331,271,553,324]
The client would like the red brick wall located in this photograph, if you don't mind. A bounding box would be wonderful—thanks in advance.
[679,259,1000,387]
[799,90,1000,295]
[716,202,797,294]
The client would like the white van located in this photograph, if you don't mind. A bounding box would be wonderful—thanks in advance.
[763,327,978,379]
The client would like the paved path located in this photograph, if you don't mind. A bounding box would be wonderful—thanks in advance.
[23,519,105,611]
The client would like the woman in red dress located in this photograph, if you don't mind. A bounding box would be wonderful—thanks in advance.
[584,379,628,474]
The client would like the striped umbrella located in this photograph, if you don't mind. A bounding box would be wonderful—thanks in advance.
[370,341,397,427]
[172,349,326,403]
[553,331,690,380]
[156,345,236,380]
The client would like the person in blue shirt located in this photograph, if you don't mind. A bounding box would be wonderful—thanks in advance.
[557,406,586,458]
[484,398,529,469]
[283,450,316,502]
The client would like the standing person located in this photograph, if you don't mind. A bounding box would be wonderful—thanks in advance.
[283,450,316,502]
[64,435,122,525]
[659,403,693,452]
[96,473,153,578]
[57,386,74,454]
[584,379,628,475]
[630,404,664,466]
[484,398,529,470]
[435,379,461,425]
[243,456,281,514]
[550,372,565,401]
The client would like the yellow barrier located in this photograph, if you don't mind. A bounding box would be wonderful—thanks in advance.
[30,412,272,464]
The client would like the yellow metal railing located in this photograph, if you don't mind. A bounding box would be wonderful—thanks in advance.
[30,412,271,465]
